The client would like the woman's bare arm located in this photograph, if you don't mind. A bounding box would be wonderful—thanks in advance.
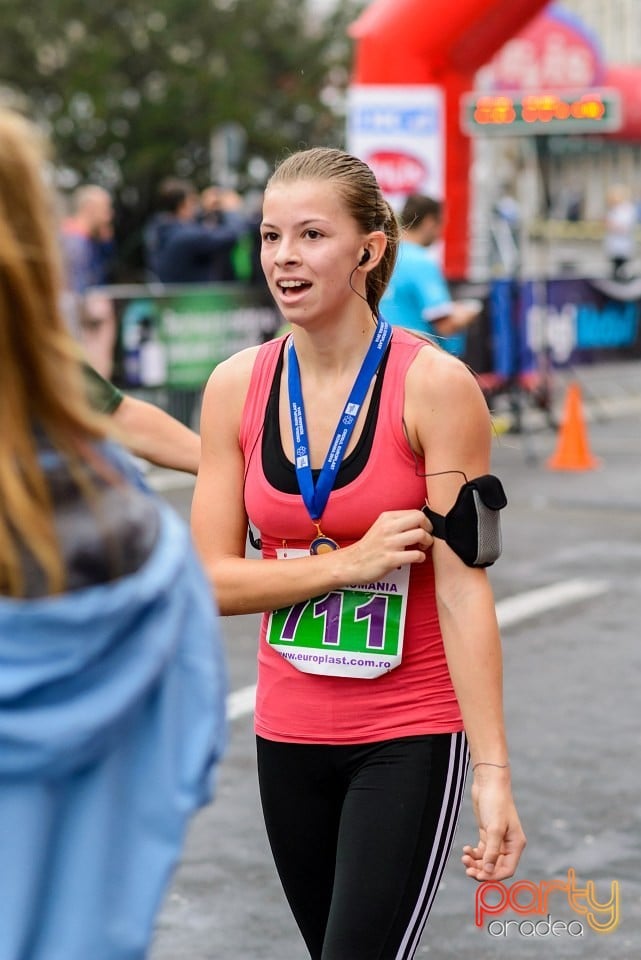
[407,346,526,881]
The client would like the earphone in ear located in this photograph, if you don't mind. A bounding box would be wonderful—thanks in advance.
[358,249,371,266]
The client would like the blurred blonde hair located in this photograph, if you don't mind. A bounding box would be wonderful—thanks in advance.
[0,107,112,596]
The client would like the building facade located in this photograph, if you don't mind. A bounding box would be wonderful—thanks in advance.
[469,0,641,280]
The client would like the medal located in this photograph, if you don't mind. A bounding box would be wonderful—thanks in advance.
[309,522,339,555]
[288,319,392,555]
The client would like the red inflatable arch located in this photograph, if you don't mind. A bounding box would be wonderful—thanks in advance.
[349,0,550,277]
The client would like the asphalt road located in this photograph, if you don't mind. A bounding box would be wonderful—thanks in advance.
[149,384,641,960]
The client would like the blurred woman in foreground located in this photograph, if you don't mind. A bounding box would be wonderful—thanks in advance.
[0,106,226,960]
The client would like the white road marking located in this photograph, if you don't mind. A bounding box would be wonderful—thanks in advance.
[495,577,609,629]
[227,685,258,721]
[225,578,610,721]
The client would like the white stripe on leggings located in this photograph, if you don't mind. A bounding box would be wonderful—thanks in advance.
[395,731,469,960]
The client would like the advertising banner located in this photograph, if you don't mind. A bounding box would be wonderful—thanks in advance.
[488,277,641,377]
[97,284,280,389]
[346,84,444,209]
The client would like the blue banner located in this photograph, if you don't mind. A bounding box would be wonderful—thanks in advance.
[487,277,641,377]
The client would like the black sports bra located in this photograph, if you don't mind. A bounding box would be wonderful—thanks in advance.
[261,340,389,494]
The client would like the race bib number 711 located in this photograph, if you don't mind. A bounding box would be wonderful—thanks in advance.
[266,549,409,679]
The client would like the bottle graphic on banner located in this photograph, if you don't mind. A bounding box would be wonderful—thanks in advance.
[120,299,167,387]
[138,316,168,386]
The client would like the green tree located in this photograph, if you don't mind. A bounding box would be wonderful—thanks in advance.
[0,0,364,264]
[0,0,365,275]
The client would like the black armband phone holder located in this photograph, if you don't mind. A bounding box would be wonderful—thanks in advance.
[422,474,507,567]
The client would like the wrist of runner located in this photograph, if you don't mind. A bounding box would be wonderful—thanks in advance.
[472,759,510,772]
[333,541,376,587]
[472,759,511,780]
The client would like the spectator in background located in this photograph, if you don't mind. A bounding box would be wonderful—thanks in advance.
[61,184,115,292]
[491,188,522,278]
[61,184,118,379]
[199,184,253,282]
[143,178,253,428]
[381,194,481,357]
[144,177,243,284]
[198,186,267,288]
[604,183,637,280]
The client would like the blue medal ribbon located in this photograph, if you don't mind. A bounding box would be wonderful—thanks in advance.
[287,320,391,531]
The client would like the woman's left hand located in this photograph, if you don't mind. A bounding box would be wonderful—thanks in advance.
[461,769,526,882]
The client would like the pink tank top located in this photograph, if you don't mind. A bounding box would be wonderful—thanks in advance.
[240,328,463,744]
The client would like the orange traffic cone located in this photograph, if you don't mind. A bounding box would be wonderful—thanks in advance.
[546,382,601,471]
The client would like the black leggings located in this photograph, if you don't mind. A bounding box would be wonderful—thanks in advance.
[256,731,468,960]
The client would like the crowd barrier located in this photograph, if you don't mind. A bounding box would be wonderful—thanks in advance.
[78,277,640,410]
[79,282,280,393]
[457,277,641,388]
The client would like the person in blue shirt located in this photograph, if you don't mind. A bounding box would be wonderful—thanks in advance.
[381,194,480,357]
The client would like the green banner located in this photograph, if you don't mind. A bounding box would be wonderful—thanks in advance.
[109,283,280,388]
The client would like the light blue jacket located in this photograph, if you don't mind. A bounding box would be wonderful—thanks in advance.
[0,498,226,960]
